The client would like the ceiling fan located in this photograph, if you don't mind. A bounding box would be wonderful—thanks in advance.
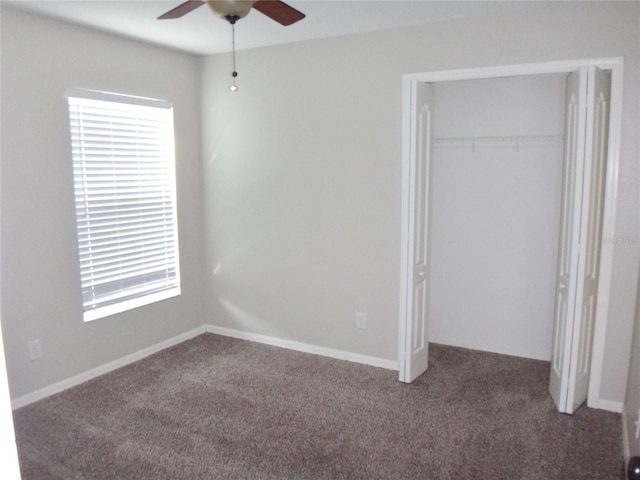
[158,0,306,26]
[159,1,305,91]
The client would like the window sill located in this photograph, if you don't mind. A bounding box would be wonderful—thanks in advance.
[83,287,181,323]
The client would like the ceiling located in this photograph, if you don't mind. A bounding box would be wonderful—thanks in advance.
[4,0,552,55]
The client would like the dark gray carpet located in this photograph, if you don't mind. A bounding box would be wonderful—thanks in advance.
[13,334,624,479]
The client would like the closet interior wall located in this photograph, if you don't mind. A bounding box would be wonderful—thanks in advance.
[428,74,567,361]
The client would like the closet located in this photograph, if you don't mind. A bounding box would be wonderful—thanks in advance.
[399,62,615,414]
[428,74,567,362]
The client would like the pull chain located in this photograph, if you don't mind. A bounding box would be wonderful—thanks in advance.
[229,19,238,92]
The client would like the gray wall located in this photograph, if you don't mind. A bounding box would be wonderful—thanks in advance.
[201,2,639,407]
[624,270,640,462]
[1,8,205,399]
[1,2,638,411]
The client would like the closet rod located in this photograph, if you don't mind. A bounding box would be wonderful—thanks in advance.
[434,134,564,151]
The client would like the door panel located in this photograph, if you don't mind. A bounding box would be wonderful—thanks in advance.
[549,68,587,412]
[403,81,434,383]
[566,67,611,412]
[550,66,610,413]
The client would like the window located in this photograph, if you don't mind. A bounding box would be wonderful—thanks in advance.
[66,88,180,322]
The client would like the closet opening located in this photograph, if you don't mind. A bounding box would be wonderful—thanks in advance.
[398,59,623,414]
[428,74,566,363]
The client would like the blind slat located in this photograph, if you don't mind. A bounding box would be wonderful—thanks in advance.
[78,238,177,259]
[81,260,177,285]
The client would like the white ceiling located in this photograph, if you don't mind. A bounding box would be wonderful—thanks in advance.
[4,0,552,55]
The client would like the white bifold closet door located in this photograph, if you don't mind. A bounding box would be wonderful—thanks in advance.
[549,66,611,414]
[401,81,434,383]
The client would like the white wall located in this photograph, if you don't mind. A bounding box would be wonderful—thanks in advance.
[428,75,566,360]
[201,2,639,406]
[0,8,205,399]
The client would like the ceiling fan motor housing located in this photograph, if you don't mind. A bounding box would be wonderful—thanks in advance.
[207,0,256,20]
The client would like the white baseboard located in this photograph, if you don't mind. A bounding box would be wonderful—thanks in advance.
[586,397,624,413]
[11,324,397,409]
[13,323,620,414]
[11,326,207,410]
[205,324,398,371]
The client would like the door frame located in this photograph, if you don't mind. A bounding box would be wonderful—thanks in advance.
[398,57,624,411]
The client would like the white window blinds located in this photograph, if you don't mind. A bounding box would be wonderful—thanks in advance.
[66,88,181,322]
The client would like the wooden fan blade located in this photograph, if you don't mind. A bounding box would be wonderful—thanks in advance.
[253,0,305,26]
[158,0,205,20]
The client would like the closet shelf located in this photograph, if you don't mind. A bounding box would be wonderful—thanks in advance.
[434,134,564,151]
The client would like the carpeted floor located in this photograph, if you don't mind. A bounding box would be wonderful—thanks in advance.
[13,334,624,479]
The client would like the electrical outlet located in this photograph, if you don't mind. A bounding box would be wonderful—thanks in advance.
[356,312,367,329]
[28,339,43,361]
